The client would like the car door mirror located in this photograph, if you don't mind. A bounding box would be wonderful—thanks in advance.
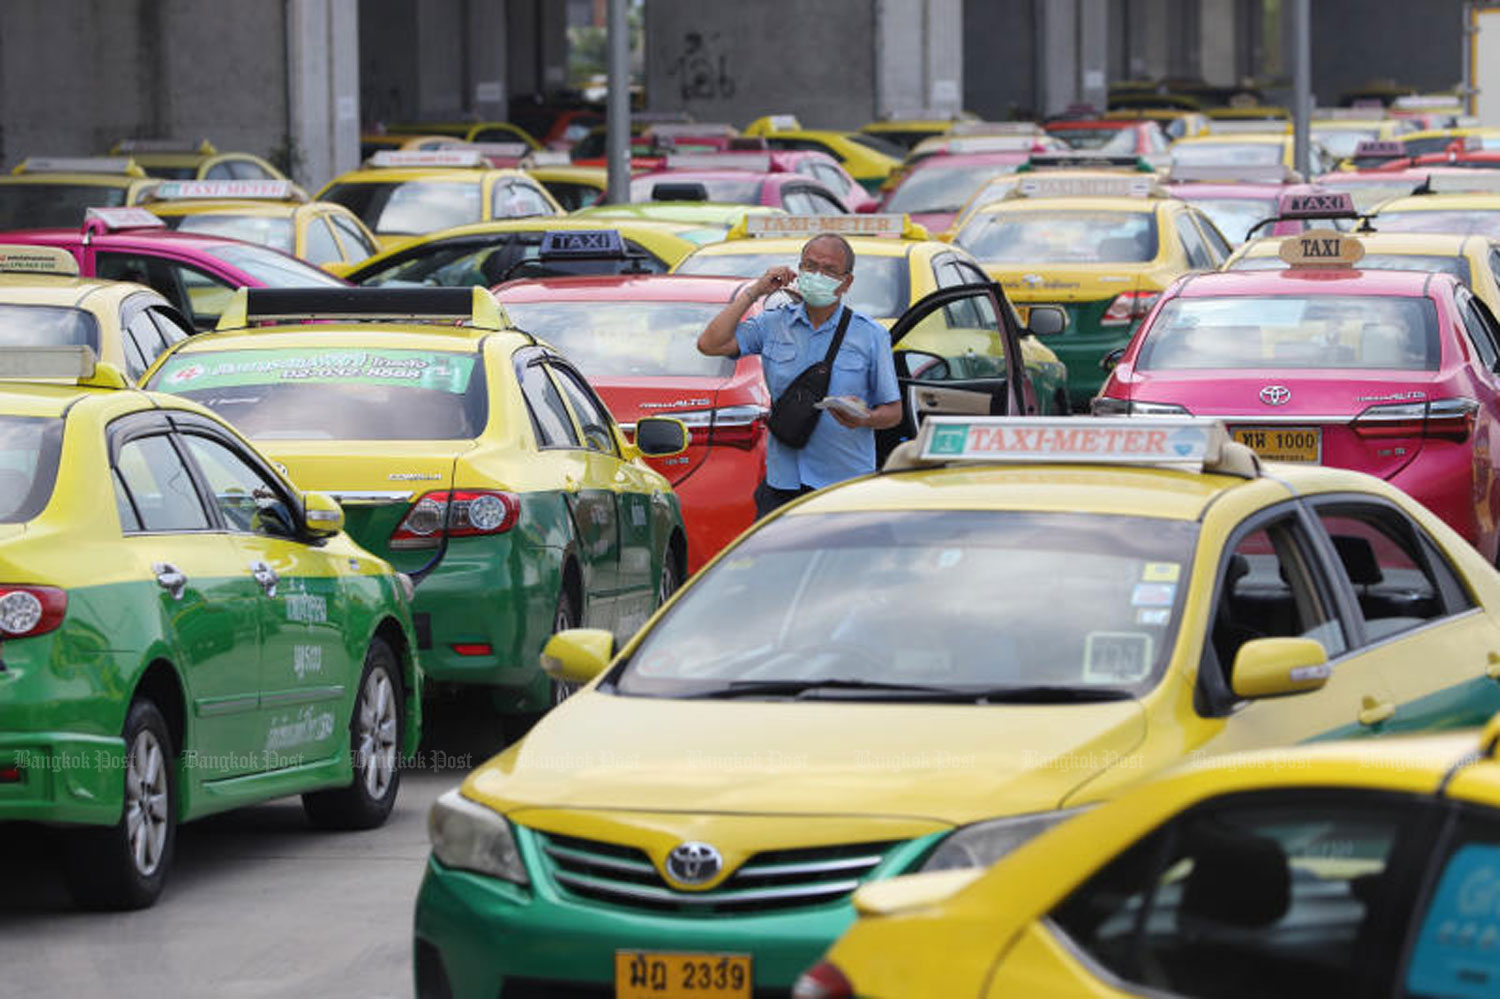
[1230,637,1330,699]
[302,491,345,538]
[897,349,950,381]
[1100,347,1126,372]
[634,416,688,457]
[542,628,616,686]
[1027,306,1065,337]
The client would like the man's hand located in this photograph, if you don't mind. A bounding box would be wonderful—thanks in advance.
[749,265,797,300]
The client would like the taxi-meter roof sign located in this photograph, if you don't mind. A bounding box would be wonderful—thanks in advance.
[1353,140,1408,160]
[1017,175,1158,199]
[910,416,1229,467]
[84,206,166,232]
[744,214,909,237]
[152,180,295,201]
[369,150,484,169]
[539,229,627,257]
[1277,191,1357,219]
[0,345,98,381]
[1279,228,1365,267]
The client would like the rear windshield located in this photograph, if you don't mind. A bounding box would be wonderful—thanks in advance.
[958,210,1158,264]
[148,347,487,440]
[0,184,128,229]
[1316,180,1422,214]
[1051,128,1137,153]
[354,234,668,287]
[1138,295,1441,371]
[1370,210,1500,239]
[1170,143,1284,167]
[0,305,100,353]
[321,180,482,235]
[674,251,909,319]
[629,176,761,203]
[884,161,1020,215]
[166,214,296,254]
[1178,197,1280,245]
[501,300,735,378]
[0,416,63,522]
[1229,252,1471,284]
[202,243,346,287]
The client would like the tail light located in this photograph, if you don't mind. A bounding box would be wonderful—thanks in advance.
[1100,291,1159,326]
[1352,398,1478,443]
[792,961,854,999]
[635,405,768,450]
[389,491,519,549]
[0,586,67,638]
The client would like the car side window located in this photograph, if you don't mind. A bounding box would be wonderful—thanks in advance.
[781,189,814,214]
[1457,289,1500,371]
[204,162,235,180]
[1174,213,1214,269]
[164,261,237,330]
[123,309,167,378]
[303,218,343,265]
[491,180,554,219]
[1402,809,1500,999]
[812,164,847,192]
[1309,502,1472,642]
[1488,247,1500,291]
[148,307,192,346]
[518,356,581,448]
[550,363,620,455]
[230,160,274,180]
[113,434,211,532]
[330,214,378,262]
[1050,792,1420,999]
[801,188,848,215]
[1194,211,1232,262]
[96,252,189,317]
[178,433,298,539]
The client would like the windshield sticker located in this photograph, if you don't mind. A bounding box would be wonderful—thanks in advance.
[1141,562,1181,583]
[158,349,475,393]
[1131,582,1176,607]
[1084,632,1153,684]
[1136,608,1170,626]
[1406,844,1500,999]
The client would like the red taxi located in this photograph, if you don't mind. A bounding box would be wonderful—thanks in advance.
[494,261,766,572]
[1095,229,1500,560]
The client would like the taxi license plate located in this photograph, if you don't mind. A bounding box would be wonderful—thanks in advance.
[1232,426,1321,463]
[614,951,752,999]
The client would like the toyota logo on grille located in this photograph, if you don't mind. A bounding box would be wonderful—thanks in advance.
[666,841,723,885]
[1259,385,1292,406]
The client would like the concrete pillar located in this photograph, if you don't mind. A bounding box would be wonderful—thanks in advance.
[923,0,965,116]
[508,0,569,103]
[1199,0,1236,86]
[1140,0,1170,79]
[467,1,509,120]
[1079,0,1110,111]
[875,0,963,117]
[286,0,361,191]
[1037,0,1079,116]
[416,0,466,117]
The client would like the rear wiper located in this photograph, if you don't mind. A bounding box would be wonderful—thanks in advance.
[682,680,1135,703]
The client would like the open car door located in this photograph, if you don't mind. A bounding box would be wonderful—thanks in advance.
[879,282,1036,464]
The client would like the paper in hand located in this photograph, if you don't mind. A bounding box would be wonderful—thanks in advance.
[815,395,871,420]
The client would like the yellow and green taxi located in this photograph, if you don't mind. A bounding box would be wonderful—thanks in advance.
[671,213,1071,412]
[741,115,905,193]
[0,346,421,910]
[143,287,689,714]
[414,415,1500,998]
[108,139,287,182]
[139,179,380,273]
[0,243,194,380]
[0,157,160,229]
[952,174,1230,408]
[802,718,1500,998]
[315,150,564,250]
[1372,187,1500,239]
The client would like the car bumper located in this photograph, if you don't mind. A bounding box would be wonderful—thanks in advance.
[0,731,125,825]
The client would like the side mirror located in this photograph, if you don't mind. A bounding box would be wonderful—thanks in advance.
[1231,637,1330,699]
[634,416,688,457]
[541,628,616,686]
[898,349,950,381]
[302,491,345,537]
[1099,347,1126,372]
[1026,306,1065,337]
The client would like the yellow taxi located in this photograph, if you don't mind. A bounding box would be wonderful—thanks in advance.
[1371,184,1500,238]
[741,115,905,193]
[856,112,968,152]
[413,416,1500,998]
[1395,125,1500,157]
[951,174,1230,408]
[107,139,287,181]
[521,163,608,211]
[1170,133,1306,171]
[1310,112,1409,164]
[1104,107,1212,141]
[0,244,194,380]
[802,718,1500,998]
[0,157,160,228]
[315,150,564,250]
[379,120,542,150]
[139,179,380,272]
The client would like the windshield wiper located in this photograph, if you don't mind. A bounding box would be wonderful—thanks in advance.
[684,678,967,700]
[681,679,1135,703]
[966,685,1135,703]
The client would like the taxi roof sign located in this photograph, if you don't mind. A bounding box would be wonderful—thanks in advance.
[521,151,573,167]
[149,179,298,201]
[1353,140,1408,160]
[218,286,509,332]
[741,213,918,239]
[369,150,484,169]
[84,206,167,232]
[1277,190,1357,219]
[663,153,772,172]
[0,345,99,381]
[1279,228,1365,267]
[16,157,139,176]
[111,139,216,155]
[1015,175,1160,199]
[763,114,801,132]
[1024,153,1152,171]
[0,244,79,277]
[539,229,627,258]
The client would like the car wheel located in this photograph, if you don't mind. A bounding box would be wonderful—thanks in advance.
[302,638,402,830]
[549,585,581,706]
[657,548,680,608]
[64,698,176,910]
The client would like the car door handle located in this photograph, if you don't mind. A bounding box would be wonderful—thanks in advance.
[1358,695,1396,728]
[1487,651,1500,680]
[249,560,280,598]
[152,562,187,601]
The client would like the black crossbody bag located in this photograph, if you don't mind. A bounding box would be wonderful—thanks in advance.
[765,307,853,449]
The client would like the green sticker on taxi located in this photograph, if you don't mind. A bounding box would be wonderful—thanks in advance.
[157,349,475,393]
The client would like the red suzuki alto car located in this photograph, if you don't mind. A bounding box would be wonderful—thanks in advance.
[1095,229,1500,561]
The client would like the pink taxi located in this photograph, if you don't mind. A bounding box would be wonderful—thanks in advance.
[1095,229,1500,560]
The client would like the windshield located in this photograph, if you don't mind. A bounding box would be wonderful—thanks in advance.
[1170,143,1284,167]
[1138,295,1441,371]
[148,347,488,440]
[958,210,1158,264]
[1310,127,1381,161]
[614,510,1197,700]
[165,213,295,254]
[321,180,483,235]
[1229,252,1471,284]
[0,305,100,353]
[630,176,762,203]
[1371,210,1500,238]
[501,300,734,378]
[0,183,128,228]
[202,243,346,287]
[674,251,909,318]
[1051,128,1138,154]
[884,162,1020,215]
[1176,196,1279,245]
[848,133,907,159]
[0,416,63,523]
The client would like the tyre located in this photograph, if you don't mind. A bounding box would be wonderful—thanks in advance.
[302,638,402,830]
[657,546,681,609]
[548,584,581,706]
[63,699,176,910]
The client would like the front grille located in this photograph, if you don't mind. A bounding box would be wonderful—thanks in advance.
[536,831,901,915]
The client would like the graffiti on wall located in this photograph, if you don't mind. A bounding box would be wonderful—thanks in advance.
[667,32,736,101]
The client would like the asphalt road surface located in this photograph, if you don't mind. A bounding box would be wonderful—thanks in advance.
[0,698,521,999]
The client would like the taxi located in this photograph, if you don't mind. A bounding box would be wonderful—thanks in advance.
[139,179,380,272]
[378,120,542,149]
[671,214,1072,414]
[1103,107,1211,141]
[0,157,160,229]
[521,163,608,211]
[1309,112,1409,164]
[1170,133,1309,172]
[1096,229,1500,561]
[855,113,967,152]
[414,414,1500,999]
[878,151,1031,235]
[570,202,788,246]
[952,173,1231,408]
[800,721,1500,999]
[942,157,1155,237]
[1392,125,1500,157]
[142,287,689,714]
[1371,180,1500,238]
[314,150,563,250]
[629,161,851,215]
[1162,164,1322,245]
[1043,117,1171,167]
[740,115,905,193]
[107,139,287,181]
[0,346,420,909]
[0,244,193,380]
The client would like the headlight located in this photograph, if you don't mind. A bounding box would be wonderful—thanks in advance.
[427,787,529,884]
[920,807,1094,872]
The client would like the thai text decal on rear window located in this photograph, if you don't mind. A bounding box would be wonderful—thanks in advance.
[157,349,476,393]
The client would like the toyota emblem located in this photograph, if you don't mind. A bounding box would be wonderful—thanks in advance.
[665,841,723,885]
[1259,385,1291,406]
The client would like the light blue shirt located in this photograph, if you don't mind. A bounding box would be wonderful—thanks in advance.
[736,302,900,490]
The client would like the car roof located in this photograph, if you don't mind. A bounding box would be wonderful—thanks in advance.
[0,272,144,304]
[1378,193,1500,211]
[492,273,748,302]
[1165,182,1296,198]
[1174,266,1448,297]
[974,196,1168,215]
[322,166,535,184]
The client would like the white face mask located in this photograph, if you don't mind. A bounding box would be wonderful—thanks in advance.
[797,268,842,307]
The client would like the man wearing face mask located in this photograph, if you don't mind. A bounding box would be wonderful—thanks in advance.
[698,233,902,517]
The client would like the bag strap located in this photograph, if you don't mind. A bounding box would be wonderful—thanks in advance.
[820,306,853,367]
